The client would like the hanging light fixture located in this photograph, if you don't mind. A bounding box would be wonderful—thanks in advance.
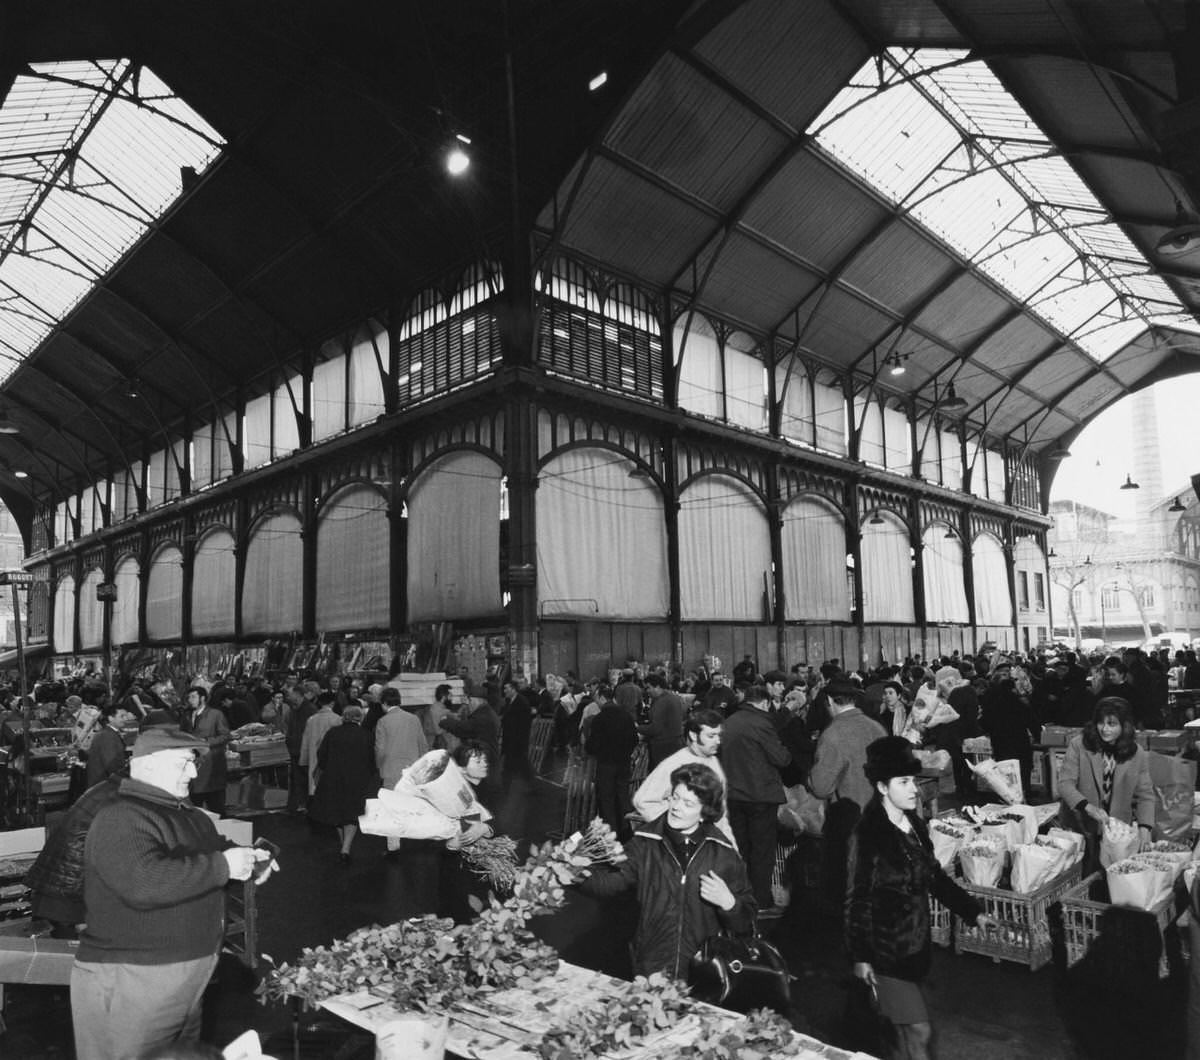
[886,352,910,377]
[940,383,967,411]
[1169,496,1187,512]
[1119,473,1140,491]
[445,133,472,177]
[0,409,19,435]
[13,469,27,479]
[1047,446,1072,460]
[944,525,957,539]
[1157,199,1200,258]
[868,511,886,525]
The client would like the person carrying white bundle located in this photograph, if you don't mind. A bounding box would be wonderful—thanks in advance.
[1057,697,1155,874]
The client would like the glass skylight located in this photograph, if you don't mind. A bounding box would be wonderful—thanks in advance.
[0,60,224,382]
[807,49,1196,362]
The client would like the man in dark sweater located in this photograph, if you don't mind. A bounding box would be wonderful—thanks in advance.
[70,726,273,1060]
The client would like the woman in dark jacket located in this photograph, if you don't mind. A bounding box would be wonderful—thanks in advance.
[581,762,755,978]
[308,705,375,863]
[847,737,992,1060]
[978,666,1041,798]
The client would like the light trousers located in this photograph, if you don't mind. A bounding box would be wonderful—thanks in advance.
[71,952,219,1060]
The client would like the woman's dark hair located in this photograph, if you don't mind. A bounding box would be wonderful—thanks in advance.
[453,740,492,770]
[1082,696,1138,761]
[668,762,724,821]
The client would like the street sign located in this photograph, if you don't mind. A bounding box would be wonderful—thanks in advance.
[0,570,33,587]
[96,582,118,602]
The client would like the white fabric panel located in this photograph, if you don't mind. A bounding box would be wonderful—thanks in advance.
[406,451,502,621]
[193,422,215,488]
[861,515,914,623]
[921,526,969,623]
[777,362,813,445]
[940,430,962,491]
[111,556,140,646]
[111,469,134,520]
[53,576,75,653]
[273,376,302,457]
[243,514,303,634]
[856,396,885,466]
[78,486,97,537]
[781,497,850,620]
[679,476,772,621]
[675,317,723,419]
[166,440,185,502]
[146,547,183,641]
[883,405,911,474]
[244,394,272,469]
[724,347,766,430]
[966,439,986,498]
[349,324,387,426]
[973,534,1012,626]
[537,448,668,619]
[814,379,847,455]
[917,418,938,481]
[146,448,168,508]
[316,485,390,630]
[191,530,236,637]
[986,447,1006,502]
[77,569,104,650]
[55,502,69,545]
[312,354,347,442]
[213,415,236,482]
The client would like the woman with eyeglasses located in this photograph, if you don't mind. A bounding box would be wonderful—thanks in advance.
[578,761,754,978]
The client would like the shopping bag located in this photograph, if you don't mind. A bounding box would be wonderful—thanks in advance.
[1099,818,1140,869]
[959,840,1005,887]
[1146,751,1196,842]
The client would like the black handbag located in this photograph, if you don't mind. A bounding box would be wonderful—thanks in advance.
[687,928,792,1014]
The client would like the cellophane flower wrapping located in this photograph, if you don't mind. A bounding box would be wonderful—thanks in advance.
[1011,842,1067,894]
[959,839,1005,887]
[1106,856,1173,911]
[1100,818,1139,869]
[966,759,1024,805]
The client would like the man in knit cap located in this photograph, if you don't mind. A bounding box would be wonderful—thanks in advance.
[70,726,275,1060]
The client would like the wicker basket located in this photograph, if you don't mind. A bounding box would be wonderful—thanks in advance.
[954,863,1082,971]
[930,896,952,947]
[1061,871,1179,979]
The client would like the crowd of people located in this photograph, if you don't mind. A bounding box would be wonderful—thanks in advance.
[6,638,1197,1059]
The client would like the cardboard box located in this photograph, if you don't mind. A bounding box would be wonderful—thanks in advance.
[0,937,78,985]
[1148,730,1190,753]
[1040,725,1080,748]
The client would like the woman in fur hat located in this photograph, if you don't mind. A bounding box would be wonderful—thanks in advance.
[846,736,994,1060]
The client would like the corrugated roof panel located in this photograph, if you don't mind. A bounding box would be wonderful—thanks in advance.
[1103,343,1170,386]
[790,286,895,365]
[1056,370,1121,423]
[840,221,959,314]
[698,232,823,330]
[605,54,789,212]
[694,0,870,131]
[557,157,716,285]
[742,152,890,272]
[912,273,1012,346]
[971,315,1058,375]
[1017,347,1092,396]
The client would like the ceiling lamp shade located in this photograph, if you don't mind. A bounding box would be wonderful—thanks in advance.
[1169,496,1187,512]
[0,410,19,435]
[940,383,967,410]
[1119,473,1139,491]
[868,511,886,525]
[1047,446,1072,460]
[886,352,910,377]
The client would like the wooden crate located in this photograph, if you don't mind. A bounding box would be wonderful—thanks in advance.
[954,863,1082,971]
[1061,871,1179,979]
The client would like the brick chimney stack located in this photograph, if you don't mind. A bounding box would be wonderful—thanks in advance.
[1131,388,1163,540]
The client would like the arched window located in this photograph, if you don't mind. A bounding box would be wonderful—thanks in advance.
[111,556,140,646]
[146,546,183,640]
[679,475,772,621]
[973,533,1012,626]
[781,497,850,620]
[922,525,968,622]
[192,530,236,638]
[538,447,668,619]
[242,513,303,634]
[78,568,105,650]
[317,484,390,631]
[52,575,75,653]
[861,513,914,623]
[406,451,502,621]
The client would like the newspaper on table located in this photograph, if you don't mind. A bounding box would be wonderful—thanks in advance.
[359,750,491,841]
